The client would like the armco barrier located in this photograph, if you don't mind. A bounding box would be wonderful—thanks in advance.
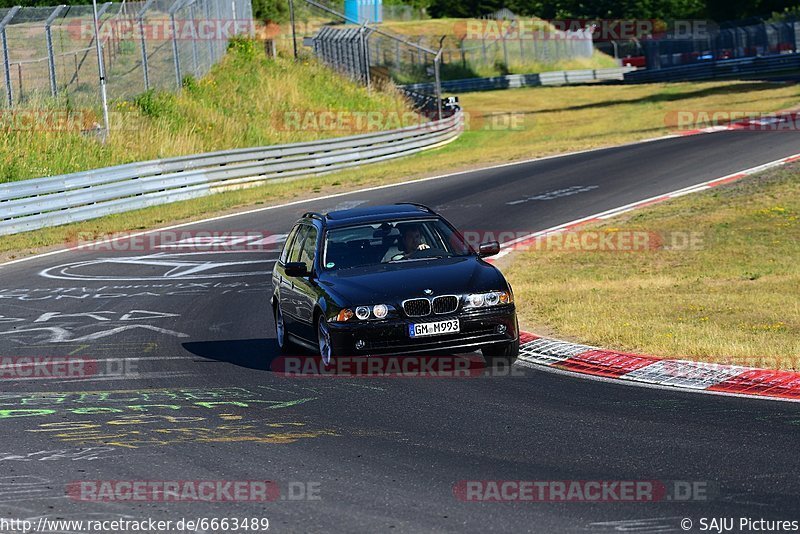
[0,112,463,236]
[401,67,635,94]
[623,53,800,83]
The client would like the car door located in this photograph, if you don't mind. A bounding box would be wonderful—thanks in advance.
[290,224,320,342]
[278,225,307,336]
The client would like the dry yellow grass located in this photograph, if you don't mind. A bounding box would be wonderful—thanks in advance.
[504,164,800,369]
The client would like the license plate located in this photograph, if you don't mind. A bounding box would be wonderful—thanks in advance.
[409,319,460,338]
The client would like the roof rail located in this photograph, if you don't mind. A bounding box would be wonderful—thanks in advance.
[395,202,434,213]
[302,211,325,221]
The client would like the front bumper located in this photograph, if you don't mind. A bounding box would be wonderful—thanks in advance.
[327,305,518,356]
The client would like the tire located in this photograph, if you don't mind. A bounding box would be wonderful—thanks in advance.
[274,304,291,354]
[316,315,334,366]
[482,338,519,367]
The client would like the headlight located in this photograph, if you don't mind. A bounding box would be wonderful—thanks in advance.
[335,309,354,322]
[337,304,392,321]
[468,293,485,307]
[464,291,513,308]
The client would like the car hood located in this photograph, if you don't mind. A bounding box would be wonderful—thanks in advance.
[317,256,506,306]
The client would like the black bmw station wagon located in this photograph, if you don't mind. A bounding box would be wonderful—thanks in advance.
[271,204,519,366]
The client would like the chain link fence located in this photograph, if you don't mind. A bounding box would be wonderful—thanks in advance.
[643,19,800,69]
[0,0,252,108]
[299,0,594,119]
[299,0,443,117]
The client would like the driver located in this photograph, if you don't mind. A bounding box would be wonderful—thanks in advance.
[382,223,430,262]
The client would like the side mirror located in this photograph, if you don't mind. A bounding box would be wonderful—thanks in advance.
[284,262,309,277]
[478,241,500,258]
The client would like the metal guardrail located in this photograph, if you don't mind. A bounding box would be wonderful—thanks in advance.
[623,53,800,83]
[0,111,464,236]
[401,66,635,93]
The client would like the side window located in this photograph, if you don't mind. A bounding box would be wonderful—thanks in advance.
[280,226,300,264]
[299,226,318,272]
[287,226,309,264]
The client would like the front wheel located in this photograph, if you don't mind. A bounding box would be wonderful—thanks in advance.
[482,338,519,367]
[316,316,334,366]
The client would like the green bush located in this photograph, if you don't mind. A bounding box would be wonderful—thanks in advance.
[227,36,259,61]
[132,89,178,119]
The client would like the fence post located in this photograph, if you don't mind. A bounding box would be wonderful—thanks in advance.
[204,0,214,65]
[0,6,20,107]
[137,0,154,90]
[501,23,508,67]
[289,0,298,59]
[45,5,66,97]
[189,2,199,77]
[91,0,112,141]
[212,0,222,62]
[169,0,186,89]
[359,23,371,89]
[434,45,443,121]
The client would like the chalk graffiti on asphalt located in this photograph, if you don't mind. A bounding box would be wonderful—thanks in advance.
[0,282,272,301]
[0,309,188,344]
[39,252,277,281]
[0,446,118,462]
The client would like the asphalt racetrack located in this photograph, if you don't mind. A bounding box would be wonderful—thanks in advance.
[2,130,800,533]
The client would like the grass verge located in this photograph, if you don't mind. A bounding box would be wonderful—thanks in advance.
[2,79,798,265]
[0,40,413,184]
[504,163,800,369]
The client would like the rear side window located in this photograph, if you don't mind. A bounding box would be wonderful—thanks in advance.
[280,226,300,264]
[287,226,310,264]
[298,226,318,272]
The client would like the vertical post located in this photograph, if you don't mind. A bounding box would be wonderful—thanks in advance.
[360,23,371,89]
[0,6,20,107]
[169,0,185,90]
[434,36,444,121]
[212,0,221,61]
[501,27,508,67]
[205,0,215,65]
[189,3,199,77]
[45,5,66,98]
[137,0,154,90]
[91,0,110,140]
[289,0,298,59]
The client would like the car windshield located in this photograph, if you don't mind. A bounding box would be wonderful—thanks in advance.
[323,218,473,271]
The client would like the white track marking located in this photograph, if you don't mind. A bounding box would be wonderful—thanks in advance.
[0,131,721,269]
